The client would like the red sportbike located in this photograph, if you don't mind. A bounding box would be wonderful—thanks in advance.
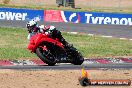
[27,33,84,66]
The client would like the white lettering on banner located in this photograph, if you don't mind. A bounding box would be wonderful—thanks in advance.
[128,18,132,25]
[0,12,5,19]
[91,17,98,24]
[98,17,104,24]
[111,18,119,25]
[85,13,132,25]
[6,12,15,20]
[0,12,27,20]
[15,13,22,20]
[104,17,111,24]
[85,14,92,23]
[120,18,128,25]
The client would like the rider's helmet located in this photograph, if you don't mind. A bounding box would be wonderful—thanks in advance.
[49,26,56,33]
[49,26,56,31]
[26,20,38,33]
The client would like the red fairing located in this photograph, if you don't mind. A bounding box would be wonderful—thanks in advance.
[27,33,64,53]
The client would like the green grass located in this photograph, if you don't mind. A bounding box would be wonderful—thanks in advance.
[63,33,132,58]
[0,27,37,60]
[0,27,132,60]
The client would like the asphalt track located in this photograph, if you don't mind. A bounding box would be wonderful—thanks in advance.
[0,63,132,70]
[0,20,132,70]
[0,20,132,39]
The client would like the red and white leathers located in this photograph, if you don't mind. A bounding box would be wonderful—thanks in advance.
[26,20,71,48]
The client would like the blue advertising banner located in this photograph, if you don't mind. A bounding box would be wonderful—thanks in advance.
[0,8,132,25]
[61,11,132,25]
[0,8,44,21]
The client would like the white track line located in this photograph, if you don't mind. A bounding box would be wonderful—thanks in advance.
[101,36,113,38]
[67,32,78,34]
[119,38,127,40]
[67,32,132,41]
[88,34,94,36]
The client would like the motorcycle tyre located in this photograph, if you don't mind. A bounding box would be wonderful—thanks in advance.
[36,47,56,66]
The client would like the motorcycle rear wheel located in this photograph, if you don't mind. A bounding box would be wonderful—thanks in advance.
[72,52,84,65]
[66,46,84,65]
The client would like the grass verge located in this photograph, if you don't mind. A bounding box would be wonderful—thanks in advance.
[0,27,132,60]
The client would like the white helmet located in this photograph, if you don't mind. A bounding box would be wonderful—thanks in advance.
[49,26,56,31]
[26,20,37,29]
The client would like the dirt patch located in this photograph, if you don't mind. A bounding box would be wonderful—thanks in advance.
[0,69,131,88]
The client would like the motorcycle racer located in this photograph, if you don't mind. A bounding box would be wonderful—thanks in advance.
[26,20,71,48]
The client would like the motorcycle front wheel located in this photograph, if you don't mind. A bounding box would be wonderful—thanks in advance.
[36,47,56,66]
